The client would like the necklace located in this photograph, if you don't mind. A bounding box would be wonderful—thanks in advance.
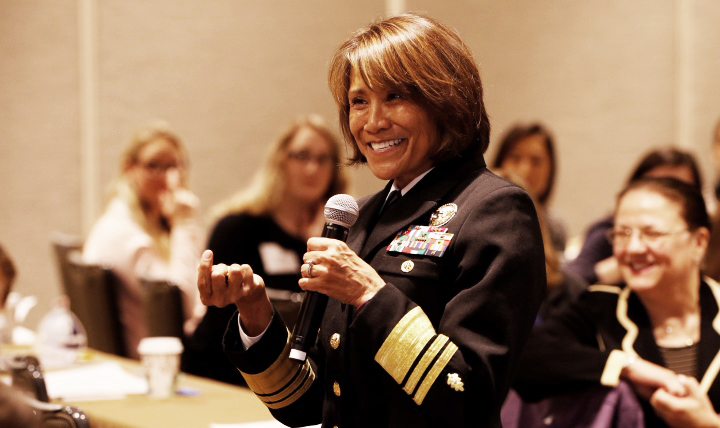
[661,325,695,347]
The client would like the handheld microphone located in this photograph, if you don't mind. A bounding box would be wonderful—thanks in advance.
[289,194,359,362]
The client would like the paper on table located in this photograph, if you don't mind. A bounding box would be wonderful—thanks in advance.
[210,422,320,428]
[44,361,148,401]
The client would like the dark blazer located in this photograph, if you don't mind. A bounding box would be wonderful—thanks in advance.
[225,154,546,428]
[514,278,720,428]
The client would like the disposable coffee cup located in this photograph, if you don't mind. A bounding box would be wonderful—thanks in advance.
[137,336,183,399]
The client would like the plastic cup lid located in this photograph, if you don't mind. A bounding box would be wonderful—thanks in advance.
[137,336,184,355]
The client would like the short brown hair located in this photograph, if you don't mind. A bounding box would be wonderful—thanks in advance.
[328,13,490,164]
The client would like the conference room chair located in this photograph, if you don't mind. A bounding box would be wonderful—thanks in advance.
[49,231,83,296]
[266,288,303,330]
[140,277,184,339]
[63,250,127,357]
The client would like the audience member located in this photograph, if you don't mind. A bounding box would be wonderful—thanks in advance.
[703,118,720,280]
[492,122,567,254]
[494,169,587,324]
[83,119,205,359]
[198,13,545,427]
[712,117,720,202]
[514,177,720,427]
[0,242,17,310]
[184,114,349,386]
[565,146,703,285]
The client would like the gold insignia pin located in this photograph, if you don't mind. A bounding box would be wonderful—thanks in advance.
[401,260,414,273]
[447,373,464,392]
[330,333,340,349]
[429,203,458,227]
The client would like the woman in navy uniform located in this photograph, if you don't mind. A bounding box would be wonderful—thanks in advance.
[197,13,545,428]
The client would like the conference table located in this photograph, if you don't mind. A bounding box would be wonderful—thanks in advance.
[3,345,276,428]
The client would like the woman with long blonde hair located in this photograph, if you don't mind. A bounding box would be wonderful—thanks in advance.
[186,114,349,385]
[83,120,205,359]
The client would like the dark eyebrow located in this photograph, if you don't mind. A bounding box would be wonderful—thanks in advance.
[348,85,368,96]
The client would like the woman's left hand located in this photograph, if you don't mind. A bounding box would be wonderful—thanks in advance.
[300,237,385,307]
[651,374,720,428]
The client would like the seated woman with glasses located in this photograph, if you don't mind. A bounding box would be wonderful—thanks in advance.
[83,119,205,359]
[565,147,704,286]
[183,114,349,385]
[513,177,720,427]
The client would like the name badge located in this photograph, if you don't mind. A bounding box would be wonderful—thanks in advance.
[387,225,454,257]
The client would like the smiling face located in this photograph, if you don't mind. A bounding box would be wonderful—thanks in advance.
[613,188,705,295]
[348,69,439,189]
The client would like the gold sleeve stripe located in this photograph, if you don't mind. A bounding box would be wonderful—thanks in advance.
[240,331,315,409]
[601,349,630,387]
[375,306,436,383]
[403,334,449,395]
[413,340,458,405]
[261,363,315,409]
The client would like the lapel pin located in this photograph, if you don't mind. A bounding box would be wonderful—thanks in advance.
[429,203,458,227]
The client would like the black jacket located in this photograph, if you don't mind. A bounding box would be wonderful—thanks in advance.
[225,155,546,427]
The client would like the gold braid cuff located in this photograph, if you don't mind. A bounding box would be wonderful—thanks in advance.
[375,306,459,405]
[241,330,315,409]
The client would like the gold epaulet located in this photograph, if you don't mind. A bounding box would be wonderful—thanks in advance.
[375,306,460,405]
[240,329,315,409]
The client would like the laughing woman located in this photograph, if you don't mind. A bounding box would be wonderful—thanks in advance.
[514,177,720,427]
[197,13,545,428]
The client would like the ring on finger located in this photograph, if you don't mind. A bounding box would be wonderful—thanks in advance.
[307,261,315,278]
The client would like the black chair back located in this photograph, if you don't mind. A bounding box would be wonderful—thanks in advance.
[266,288,303,330]
[64,251,126,357]
[140,278,184,339]
[49,232,83,296]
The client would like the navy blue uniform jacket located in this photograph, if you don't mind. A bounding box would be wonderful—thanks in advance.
[223,154,546,427]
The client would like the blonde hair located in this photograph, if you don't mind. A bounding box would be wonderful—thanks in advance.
[210,114,349,222]
[106,119,189,259]
[328,13,490,164]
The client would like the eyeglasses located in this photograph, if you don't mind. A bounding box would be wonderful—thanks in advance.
[606,227,688,246]
[287,151,335,167]
[139,161,183,175]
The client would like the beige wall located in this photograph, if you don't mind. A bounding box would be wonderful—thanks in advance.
[2,0,719,326]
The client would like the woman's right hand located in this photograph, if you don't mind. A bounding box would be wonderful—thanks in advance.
[651,375,720,428]
[197,250,273,336]
[621,357,686,400]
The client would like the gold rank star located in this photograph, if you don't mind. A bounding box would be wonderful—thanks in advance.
[447,373,464,392]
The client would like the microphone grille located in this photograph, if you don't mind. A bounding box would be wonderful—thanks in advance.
[324,194,359,228]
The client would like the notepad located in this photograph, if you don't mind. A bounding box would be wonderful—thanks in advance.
[44,361,148,401]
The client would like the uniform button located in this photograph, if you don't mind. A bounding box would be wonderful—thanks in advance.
[330,333,341,349]
[333,381,341,396]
